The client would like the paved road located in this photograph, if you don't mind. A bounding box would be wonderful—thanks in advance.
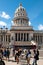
[4,57,43,65]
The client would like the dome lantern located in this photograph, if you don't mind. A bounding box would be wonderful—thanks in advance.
[19,3,22,6]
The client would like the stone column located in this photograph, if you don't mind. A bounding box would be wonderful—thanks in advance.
[35,35,36,41]
[39,35,40,42]
[37,35,38,46]
[29,33,32,41]
[3,35,4,46]
[23,33,24,41]
[20,33,21,41]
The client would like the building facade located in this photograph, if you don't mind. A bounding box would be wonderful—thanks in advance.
[0,3,43,49]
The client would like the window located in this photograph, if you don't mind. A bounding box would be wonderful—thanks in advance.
[18,9,19,11]
[24,33,26,41]
[21,13,22,15]
[23,14,24,15]
[23,9,24,11]
[27,33,29,41]
[20,8,22,11]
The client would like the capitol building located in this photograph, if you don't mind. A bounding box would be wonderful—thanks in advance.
[0,4,43,49]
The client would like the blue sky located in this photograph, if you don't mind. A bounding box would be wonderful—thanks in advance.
[0,0,43,30]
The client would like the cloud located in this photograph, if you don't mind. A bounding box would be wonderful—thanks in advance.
[0,21,7,27]
[11,21,14,25]
[0,11,10,19]
[38,24,43,30]
[29,21,31,26]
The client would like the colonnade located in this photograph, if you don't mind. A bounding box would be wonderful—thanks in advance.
[0,35,10,43]
[15,33,30,41]
[33,34,43,44]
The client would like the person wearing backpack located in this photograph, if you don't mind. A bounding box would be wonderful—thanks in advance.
[32,49,39,65]
[35,49,39,65]
[26,49,31,65]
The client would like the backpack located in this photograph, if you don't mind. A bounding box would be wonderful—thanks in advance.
[26,51,31,59]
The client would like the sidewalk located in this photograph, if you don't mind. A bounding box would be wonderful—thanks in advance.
[4,57,43,65]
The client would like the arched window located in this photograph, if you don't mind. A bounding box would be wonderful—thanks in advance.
[23,9,24,11]
[21,13,22,16]
[20,8,22,11]
[18,9,19,11]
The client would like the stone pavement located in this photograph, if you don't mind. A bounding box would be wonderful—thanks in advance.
[4,57,43,65]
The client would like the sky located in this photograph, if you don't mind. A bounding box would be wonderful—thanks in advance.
[0,0,43,30]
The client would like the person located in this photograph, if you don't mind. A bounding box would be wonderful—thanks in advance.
[3,49,7,58]
[35,49,39,65]
[0,56,5,65]
[32,49,39,65]
[13,48,15,56]
[6,48,10,61]
[37,49,39,59]
[0,49,3,58]
[32,49,36,65]
[26,49,31,65]
[15,49,20,64]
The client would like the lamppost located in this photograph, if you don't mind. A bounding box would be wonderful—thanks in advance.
[0,26,8,48]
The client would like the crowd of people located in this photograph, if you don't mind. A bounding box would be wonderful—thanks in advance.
[12,48,39,65]
[0,48,10,65]
[0,47,39,65]
[14,48,39,65]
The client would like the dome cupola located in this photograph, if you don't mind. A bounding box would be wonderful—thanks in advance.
[13,3,29,26]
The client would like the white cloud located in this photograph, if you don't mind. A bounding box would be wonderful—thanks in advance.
[29,21,31,26]
[0,11,10,19]
[0,21,7,26]
[38,24,43,30]
[11,21,14,25]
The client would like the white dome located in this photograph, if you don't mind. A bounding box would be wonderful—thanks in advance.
[13,3,29,26]
[14,3,27,17]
